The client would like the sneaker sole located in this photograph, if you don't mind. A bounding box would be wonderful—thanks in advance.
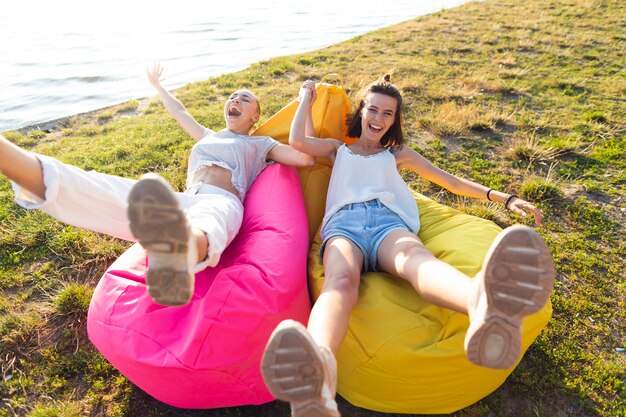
[261,320,339,417]
[465,225,555,369]
[128,174,193,306]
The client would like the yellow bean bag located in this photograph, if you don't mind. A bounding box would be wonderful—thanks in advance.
[254,81,552,414]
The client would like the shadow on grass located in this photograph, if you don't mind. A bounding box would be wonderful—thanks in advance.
[498,346,601,417]
[126,384,447,417]
[120,344,602,417]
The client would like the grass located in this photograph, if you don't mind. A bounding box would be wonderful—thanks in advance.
[1,0,625,415]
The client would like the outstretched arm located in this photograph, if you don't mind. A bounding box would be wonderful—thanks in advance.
[267,143,315,167]
[289,80,341,160]
[147,63,207,142]
[395,146,544,225]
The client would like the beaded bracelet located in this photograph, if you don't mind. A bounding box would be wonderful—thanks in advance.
[505,194,518,209]
[486,188,494,201]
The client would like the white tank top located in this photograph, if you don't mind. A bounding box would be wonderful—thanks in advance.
[323,144,420,233]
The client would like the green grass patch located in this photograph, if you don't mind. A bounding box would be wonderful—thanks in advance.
[53,283,93,317]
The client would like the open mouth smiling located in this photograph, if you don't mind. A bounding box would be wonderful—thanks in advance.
[228,106,241,117]
[369,123,383,133]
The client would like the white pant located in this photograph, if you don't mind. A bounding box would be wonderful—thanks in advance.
[11,154,244,270]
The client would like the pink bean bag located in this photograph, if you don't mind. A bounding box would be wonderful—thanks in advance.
[87,163,311,408]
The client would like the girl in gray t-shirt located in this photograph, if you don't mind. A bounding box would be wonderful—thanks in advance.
[0,63,314,306]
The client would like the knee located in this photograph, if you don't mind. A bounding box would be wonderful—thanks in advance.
[402,244,437,264]
[321,272,360,307]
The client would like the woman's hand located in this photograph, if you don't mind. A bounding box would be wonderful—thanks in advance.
[147,62,164,88]
[144,62,206,141]
[298,80,317,106]
[507,197,544,226]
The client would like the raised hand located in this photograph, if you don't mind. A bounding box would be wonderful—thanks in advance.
[298,79,317,106]
[146,62,165,88]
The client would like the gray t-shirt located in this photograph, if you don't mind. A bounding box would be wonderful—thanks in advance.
[186,128,279,202]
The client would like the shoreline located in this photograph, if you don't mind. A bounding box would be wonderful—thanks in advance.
[10,97,153,136]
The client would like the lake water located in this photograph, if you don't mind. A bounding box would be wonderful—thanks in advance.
[0,0,468,132]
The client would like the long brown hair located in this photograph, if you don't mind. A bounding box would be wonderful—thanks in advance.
[346,75,404,148]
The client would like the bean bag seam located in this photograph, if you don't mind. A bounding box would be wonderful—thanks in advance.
[107,279,134,325]
[191,278,237,367]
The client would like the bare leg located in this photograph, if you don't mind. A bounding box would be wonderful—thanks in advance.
[377,226,555,369]
[376,229,471,313]
[192,228,209,264]
[0,134,46,199]
[260,236,361,417]
[308,236,364,353]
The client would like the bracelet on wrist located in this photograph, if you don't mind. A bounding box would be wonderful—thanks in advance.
[486,188,494,201]
[505,194,518,209]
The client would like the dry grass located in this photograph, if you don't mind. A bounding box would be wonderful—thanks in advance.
[418,102,508,136]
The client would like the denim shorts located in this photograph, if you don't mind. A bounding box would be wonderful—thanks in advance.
[320,199,412,272]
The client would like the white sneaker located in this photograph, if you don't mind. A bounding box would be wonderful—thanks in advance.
[127,174,196,306]
[465,225,555,369]
[261,320,340,417]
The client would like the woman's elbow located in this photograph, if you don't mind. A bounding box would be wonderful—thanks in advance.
[288,134,306,148]
[299,154,316,167]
